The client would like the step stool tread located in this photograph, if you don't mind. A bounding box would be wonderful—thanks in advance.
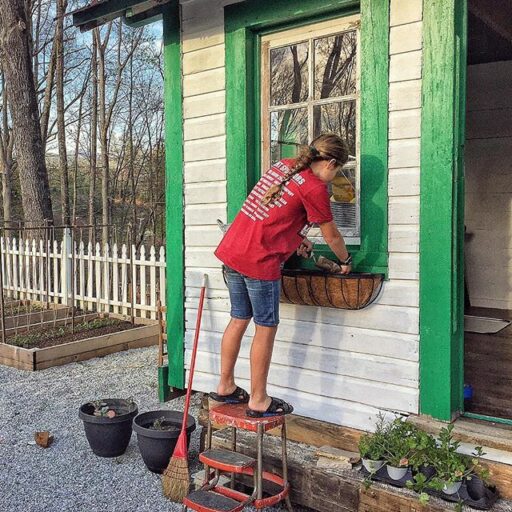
[200,448,256,469]
[209,403,285,432]
[184,490,243,512]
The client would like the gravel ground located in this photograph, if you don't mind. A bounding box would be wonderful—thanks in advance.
[0,347,291,512]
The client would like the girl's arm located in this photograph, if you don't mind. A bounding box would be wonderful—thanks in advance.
[319,221,352,274]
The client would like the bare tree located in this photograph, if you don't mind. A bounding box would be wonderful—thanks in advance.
[0,71,14,226]
[0,0,53,226]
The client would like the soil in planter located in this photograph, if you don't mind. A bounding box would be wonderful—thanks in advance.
[147,417,181,433]
[6,318,135,349]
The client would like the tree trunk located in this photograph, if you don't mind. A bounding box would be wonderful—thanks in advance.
[0,0,53,226]
[56,0,70,225]
[0,70,13,226]
[88,29,99,243]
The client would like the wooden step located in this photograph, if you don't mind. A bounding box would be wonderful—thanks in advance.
[183,489,244,512]
[200,448,256,473]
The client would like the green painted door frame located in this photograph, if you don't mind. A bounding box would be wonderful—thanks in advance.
[160,0,185,398]
[224,0,390,275]
[419,0,467,421]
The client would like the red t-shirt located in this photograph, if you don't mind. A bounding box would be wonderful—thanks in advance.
[215,159,333,280]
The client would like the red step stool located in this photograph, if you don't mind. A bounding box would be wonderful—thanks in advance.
[183,403,293,512]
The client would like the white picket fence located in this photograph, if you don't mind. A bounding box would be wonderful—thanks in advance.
[0,232,166,320]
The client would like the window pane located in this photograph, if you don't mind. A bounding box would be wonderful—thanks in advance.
[270,108,308,163]
[314,31,356,99]
[328,167,357,234]
[270,43,309,106]
[313,101,356,156]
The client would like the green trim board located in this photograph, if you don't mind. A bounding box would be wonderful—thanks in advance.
[464,413,512,428]
[224,0,389,275]
[419,0,467,421]
[163,1,185,391]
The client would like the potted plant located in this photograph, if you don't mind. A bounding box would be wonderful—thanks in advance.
[427,425,488,496]
[133,410,196,473]
[79,398,138,457]
[358,414,387,473]
[382,418,426,480]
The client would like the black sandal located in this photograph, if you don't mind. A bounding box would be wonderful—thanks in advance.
[246,397,294,418]
[209,386,250,404]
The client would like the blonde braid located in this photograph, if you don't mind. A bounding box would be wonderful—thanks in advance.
[260,146,318,206]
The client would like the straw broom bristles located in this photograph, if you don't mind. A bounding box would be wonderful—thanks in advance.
[162,454,189,501]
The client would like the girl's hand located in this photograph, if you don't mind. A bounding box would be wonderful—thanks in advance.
[339,264,351,275]
[297,238,313,258]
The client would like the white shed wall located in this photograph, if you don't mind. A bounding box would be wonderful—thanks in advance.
[180,0,423,431]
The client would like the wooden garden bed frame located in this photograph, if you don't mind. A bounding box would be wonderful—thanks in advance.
[0,313,159,371]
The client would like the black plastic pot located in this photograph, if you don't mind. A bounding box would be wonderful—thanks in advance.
[79,399,138,458]
[133,410,196,473]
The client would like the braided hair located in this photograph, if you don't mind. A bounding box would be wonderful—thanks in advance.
[260,133,349,206]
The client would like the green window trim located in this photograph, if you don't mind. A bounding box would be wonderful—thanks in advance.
[225,0,389,275]
[419,0,467,421]
[163,1,185,391]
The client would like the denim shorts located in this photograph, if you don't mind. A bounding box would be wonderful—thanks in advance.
[223,266,280,327]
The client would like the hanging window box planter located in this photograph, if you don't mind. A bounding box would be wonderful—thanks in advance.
[280,269,384,310]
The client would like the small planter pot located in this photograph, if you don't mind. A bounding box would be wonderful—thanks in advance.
[79,398,138,458]
[466,475,486,500]
[133,410,196,473]
[386,465,408,480]
[442,480,462,495]
[361,458,385,473]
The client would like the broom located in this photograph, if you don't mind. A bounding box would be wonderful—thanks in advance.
[162,273,207,501]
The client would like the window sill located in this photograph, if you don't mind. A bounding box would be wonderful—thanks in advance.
[280,268,384,310]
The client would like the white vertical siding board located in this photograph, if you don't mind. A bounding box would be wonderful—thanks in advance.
[378,280,419,308]
[388,167,420,196]
[390,22,422,54]
[389,109,421,139]
[185,181,227,204]
[184,136,226,162]
[390,0,423,27]
[185,204,227,225]
[183,68,225,98]
[389,80,422,111]
[185,226,224,247]
[184,114,226,141]
[183,91,226,119]
[390,51,422,82]
[185,247,222,268]
[186,268,225,289]
[184,159,226,183]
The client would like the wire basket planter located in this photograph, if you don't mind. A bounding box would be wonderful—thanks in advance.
[280,269,384,310]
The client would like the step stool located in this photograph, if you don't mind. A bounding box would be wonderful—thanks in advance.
[183,403,293,512]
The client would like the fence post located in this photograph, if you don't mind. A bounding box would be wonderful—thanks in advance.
[61,228,72,306]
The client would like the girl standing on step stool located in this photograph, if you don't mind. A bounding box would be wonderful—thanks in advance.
[211,133,352,417]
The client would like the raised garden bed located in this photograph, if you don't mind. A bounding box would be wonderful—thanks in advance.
[0,314,158,371]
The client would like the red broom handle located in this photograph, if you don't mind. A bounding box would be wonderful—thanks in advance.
[181,273,207,431]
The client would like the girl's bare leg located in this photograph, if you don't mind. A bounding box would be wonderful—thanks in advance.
[217,317,251,395]
[248,325,278,411]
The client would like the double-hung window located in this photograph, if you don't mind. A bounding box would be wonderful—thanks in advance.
[261,16,360,244]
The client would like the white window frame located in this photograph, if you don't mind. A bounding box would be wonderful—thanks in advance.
[261,16,361,245]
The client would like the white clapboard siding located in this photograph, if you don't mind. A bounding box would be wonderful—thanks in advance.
[390,0,423,26]
[183,91,225,119]
[185,296,420,335]
[390,50,422,83]
[390,22,422,54]
[388,196,420,224]
[185,307,419,361]
[185,330,418,387]
[389,138,421,168]
[389,80,422,111]
[178,0,424,427]
[191,371,395,431]
[388,168,420,196]
[184,114,226,141]
[185,181,227,204]
[183,68,225,98]
[184,159,226,183]
[389,109,421,140]
[188,350,418,412]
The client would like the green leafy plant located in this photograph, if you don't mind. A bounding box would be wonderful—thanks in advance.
[91,400,116,418]
[426,425,488,490]
[381,418,426,468]
[358,413,387,461]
